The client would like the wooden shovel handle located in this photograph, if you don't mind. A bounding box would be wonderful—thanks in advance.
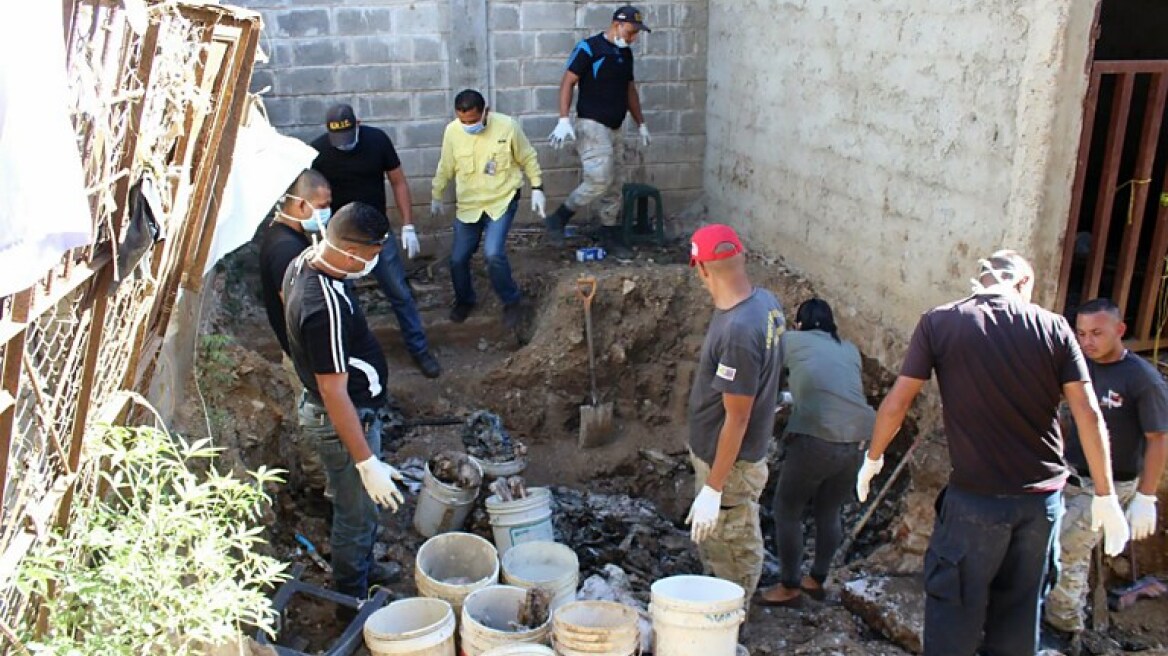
[575,275,597,309]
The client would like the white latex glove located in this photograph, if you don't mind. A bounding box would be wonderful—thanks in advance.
[638,123,651,147]
[354,456,405,512]
[855,453,884,503]
[1126,492,1158,541]
[1091,493,1131,556]
[531,189,547,218]
[685,485,722,544]
[401,224,420,259]
[548,118,575,149]
[430,199,443,217]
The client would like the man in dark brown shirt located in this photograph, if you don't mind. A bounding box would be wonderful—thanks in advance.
[855,250,1129,656]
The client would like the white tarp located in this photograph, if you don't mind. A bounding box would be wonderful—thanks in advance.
[0,1,93,297]
[203,103,317,275]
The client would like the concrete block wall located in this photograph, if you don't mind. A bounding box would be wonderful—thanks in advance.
[703,0,1098,369]
[236,0,708,231]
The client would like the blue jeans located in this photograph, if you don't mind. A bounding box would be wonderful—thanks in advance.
[370,233,429,355]
[449,193,520,307]
[923,485,1063,656]
[298,396,383,599]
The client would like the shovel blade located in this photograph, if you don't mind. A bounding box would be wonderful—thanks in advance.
[579,402,615,448]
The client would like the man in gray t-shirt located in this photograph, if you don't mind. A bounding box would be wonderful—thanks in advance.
[684,224,784,602]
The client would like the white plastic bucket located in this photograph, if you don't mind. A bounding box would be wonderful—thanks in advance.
[649,575,745,656]
[552,601,640,656]
[364,597,457,656]
[414,455,483,538]
[500,541,579,611]
[459,585,552,656]
[485,487,554,553]
[471,455,528,477]
[415,532,500,617]
[480,645,555,656]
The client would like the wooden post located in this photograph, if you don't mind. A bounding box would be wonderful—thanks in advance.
[0,291,32,513]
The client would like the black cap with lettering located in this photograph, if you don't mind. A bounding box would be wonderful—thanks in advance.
[612,5,651,32]
[325,103,358,149]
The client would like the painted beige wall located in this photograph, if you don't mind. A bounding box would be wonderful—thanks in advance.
[704,0,1098,368]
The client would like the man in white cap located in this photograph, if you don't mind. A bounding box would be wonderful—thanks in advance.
[856,250,1129,656]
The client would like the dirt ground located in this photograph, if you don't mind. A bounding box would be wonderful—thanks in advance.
[176,227,1168,655]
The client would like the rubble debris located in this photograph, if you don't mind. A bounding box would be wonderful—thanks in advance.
[577,564,653,653]
[429,451,482,489]
[548,486,700,589]
[1110,576,1168,611]
[488,476,528,502]
[513,587,551,630]
[462,411,527,462]
[395,457,426,496]
[840,575,924,653]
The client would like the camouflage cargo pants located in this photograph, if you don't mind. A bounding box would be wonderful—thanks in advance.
[282,353,329,492]
[1043,478,1137,632]
[566,118,626,226]
[690,451,770,602]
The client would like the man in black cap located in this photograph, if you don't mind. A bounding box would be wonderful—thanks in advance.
[283,201,409,602]
[310,103,441,379]
[544,5,652,259]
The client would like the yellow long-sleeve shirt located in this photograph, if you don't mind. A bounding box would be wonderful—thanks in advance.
[431,112,543,223]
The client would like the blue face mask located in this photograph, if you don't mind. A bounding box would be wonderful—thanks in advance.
[314,207,332,232]
[281,195,331,232]
[463,121,485,135]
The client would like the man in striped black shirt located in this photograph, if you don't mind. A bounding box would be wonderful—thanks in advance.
[283,201,407,600]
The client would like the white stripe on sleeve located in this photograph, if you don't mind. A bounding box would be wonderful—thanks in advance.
[317,274,345,372]
[347,357,382,398]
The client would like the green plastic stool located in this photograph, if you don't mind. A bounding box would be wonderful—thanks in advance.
[619,183,665,246]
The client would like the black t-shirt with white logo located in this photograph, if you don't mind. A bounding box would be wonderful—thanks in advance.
[282,250,389,408]
[1064,351,1168,481]
[901,293,1090,495]
[258,220,311,355]
[567,33,635,130]
[310,125,402,213]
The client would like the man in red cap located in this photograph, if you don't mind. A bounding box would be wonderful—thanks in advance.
[684,223,785,604]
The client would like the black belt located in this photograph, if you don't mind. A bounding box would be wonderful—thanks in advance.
[1066,473,1137,489]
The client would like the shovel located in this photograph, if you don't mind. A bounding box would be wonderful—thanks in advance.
[576,276,614,447]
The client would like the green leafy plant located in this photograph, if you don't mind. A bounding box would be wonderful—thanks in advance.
[17,425,287,655]
[198,334,239,397]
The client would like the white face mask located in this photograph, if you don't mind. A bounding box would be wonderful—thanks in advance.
[323,239,379,279]
[613,36,629,48]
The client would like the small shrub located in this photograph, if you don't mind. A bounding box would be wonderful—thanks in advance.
[17,425,287,655]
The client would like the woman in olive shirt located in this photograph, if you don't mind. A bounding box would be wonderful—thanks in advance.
[757,298,875,607]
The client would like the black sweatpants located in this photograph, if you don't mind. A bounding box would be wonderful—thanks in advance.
[772,432,863,588]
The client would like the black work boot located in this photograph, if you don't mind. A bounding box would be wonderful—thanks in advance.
[544,204,575,246]
[410,350,441,378]
[601,226,633,260]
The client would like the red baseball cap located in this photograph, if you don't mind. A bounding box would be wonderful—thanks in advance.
[690,224,745,267]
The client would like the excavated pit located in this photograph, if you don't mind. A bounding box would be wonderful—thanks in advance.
[179,232,1168,654]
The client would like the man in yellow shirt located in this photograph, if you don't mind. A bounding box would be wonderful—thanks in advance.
[431,89,545,329]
